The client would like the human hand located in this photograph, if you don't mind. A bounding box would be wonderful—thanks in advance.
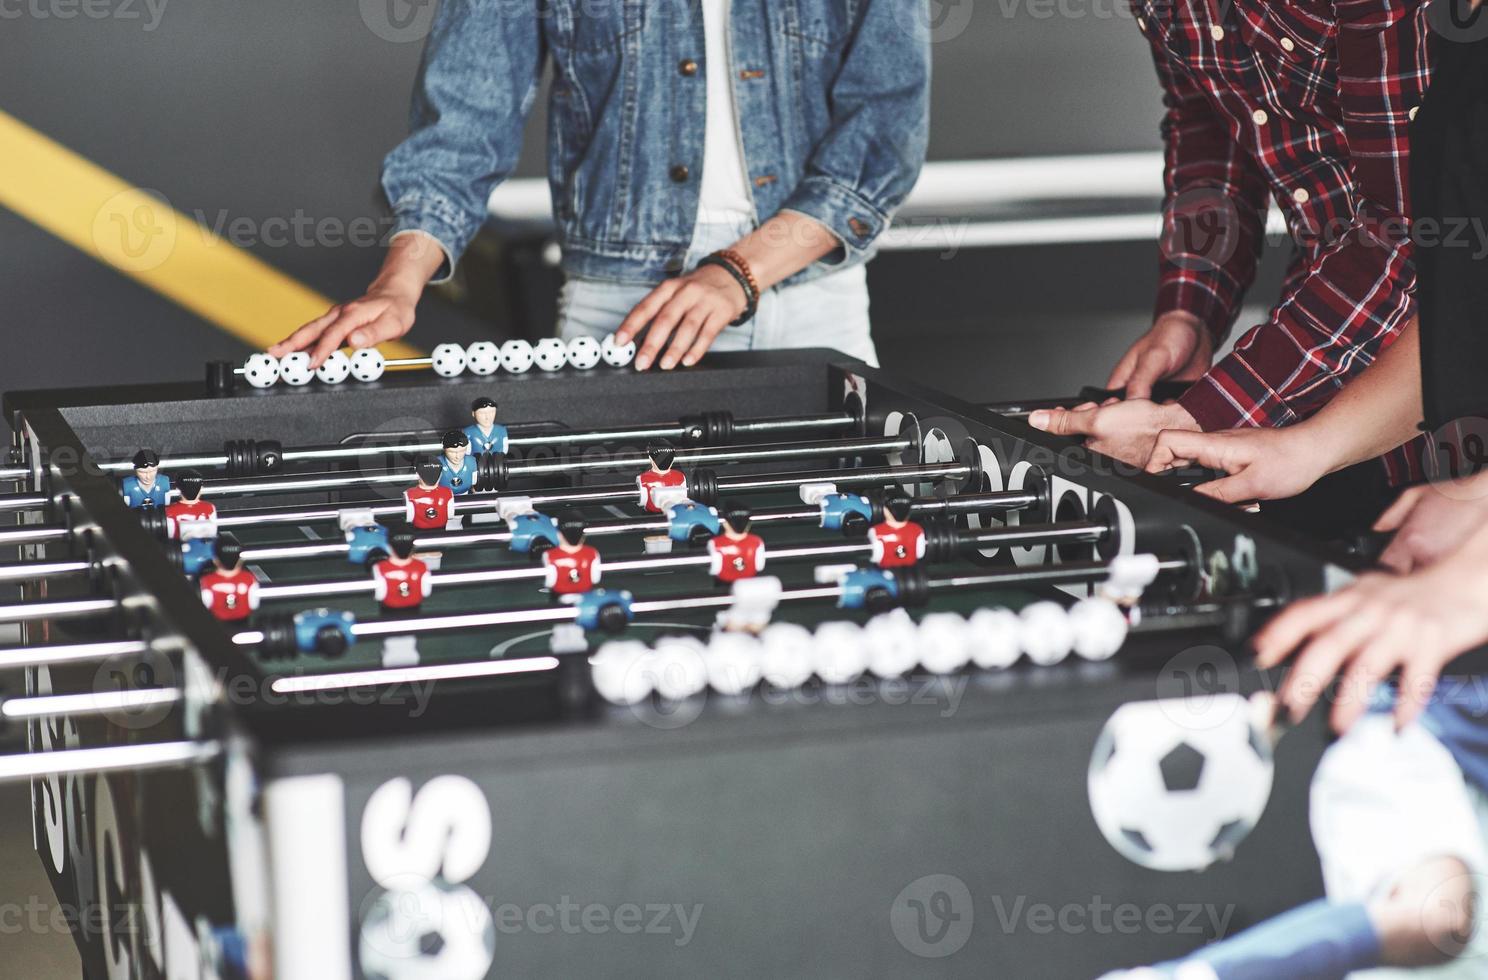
[269,231,440,368]
[1375,471,1488,572]
[1028,399,1201,468]
[1146,424,1334,504]
[613,264,748,371]
[1254,526,1488,733]
[1104,311,1214,400]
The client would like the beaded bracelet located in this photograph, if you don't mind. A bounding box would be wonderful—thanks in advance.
[698,249,760,326]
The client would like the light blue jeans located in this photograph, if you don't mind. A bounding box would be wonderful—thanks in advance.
[556,219,877,366]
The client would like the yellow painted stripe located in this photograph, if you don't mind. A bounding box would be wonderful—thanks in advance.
[0,109,420,359]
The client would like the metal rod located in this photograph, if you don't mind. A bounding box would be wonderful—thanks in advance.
[0,597,117,624]
[0,465,28,482]
[0,740,221,783]
[91,412,858,473]
[0,493,48,513]
[270,655,561,695]
[712,463,968,494]
[201,435,909,499]
[928,556,1189,590]
[0,640,151,671]
[0,526,68,547]
[1,688,183,722]
[0,560,91,583]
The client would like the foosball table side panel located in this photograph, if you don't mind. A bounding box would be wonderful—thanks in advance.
[262,666,1332,980]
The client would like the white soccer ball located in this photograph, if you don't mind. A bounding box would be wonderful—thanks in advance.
[601,334,637,367]
[812,621,866,685]
[533,337,568,372]
[1070,597,1129,662]
[278,352,314,386]
[917,612,972,674]
[705,632,762,696]
[590,641,653,706]
[465,341,501,376]
[648,636,709,701]
[864,610,919,679]
[315,350,351,385]
[431,343,467,378]
[242,353,280,389]
[1019,600,1074,666]
[350,348,386,382]
[1088,694,1275,872]
[566,335,603,370]
[358,879,495,980]
[967,607,1021,670]
[499,339,534,374]
[758,622,815,689]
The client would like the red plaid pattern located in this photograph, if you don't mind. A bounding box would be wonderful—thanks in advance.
[1135,0,1433,483]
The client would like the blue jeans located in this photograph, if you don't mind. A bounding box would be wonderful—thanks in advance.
[557,220,877,366]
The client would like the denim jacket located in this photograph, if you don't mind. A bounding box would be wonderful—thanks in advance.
[381,0,931,286]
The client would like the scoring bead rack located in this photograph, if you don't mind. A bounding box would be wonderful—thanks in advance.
[221,335,639,391]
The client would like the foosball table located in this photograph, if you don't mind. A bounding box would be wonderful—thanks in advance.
[0,348,1359,979]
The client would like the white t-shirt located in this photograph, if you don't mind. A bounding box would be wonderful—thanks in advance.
[698,0,755,224]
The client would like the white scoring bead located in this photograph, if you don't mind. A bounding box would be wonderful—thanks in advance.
[812,621,866,685]
[430,343,467,378]
[1069,597,1129,661]
[864,610,919,678]
[464,341,501,376]
[758,622,815,689]
[917,612,972,674]
[533,337,569,372]
[315,350,351,384]
[349,348,386,382]
[1019,601,1074,667]
[591,641,653,706]
[968,608,1022,670]
[499,339,535,374]
[278,352,314,386]
[242,353,280,389]
[705,632,763,695]
[649,636,709,701]
[601,333,637,367]
[566,335,603,370]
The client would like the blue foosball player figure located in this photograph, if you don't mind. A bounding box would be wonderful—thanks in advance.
[463,396,509,455]
[438,430,479,495]
[121,449,171,509]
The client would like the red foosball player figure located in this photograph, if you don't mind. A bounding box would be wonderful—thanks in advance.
[165,469,217,540]
[637,440,686,513]
[199,534,259,622]
[869,491,925,569]
[542,510,602,597]
[708,505,766,585]
[373,527,432,614]
[404,459,456,530]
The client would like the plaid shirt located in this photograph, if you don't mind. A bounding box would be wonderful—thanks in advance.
[1135,0,1432,482]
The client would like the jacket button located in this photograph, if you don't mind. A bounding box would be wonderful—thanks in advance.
[679,59,698,76]
[848,217,871,238]
[670,164,690,183]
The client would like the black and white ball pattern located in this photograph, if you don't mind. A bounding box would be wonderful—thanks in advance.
[278,352,314,386]
[315,350,351,384]
[601,334,637,367]
[349,348,386,382]
[242,353,280,389]
[499,340,534,374]
[533,337,568,372]
[431,343,467,378]
[464,341,500,376]
[566,335,603,370]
